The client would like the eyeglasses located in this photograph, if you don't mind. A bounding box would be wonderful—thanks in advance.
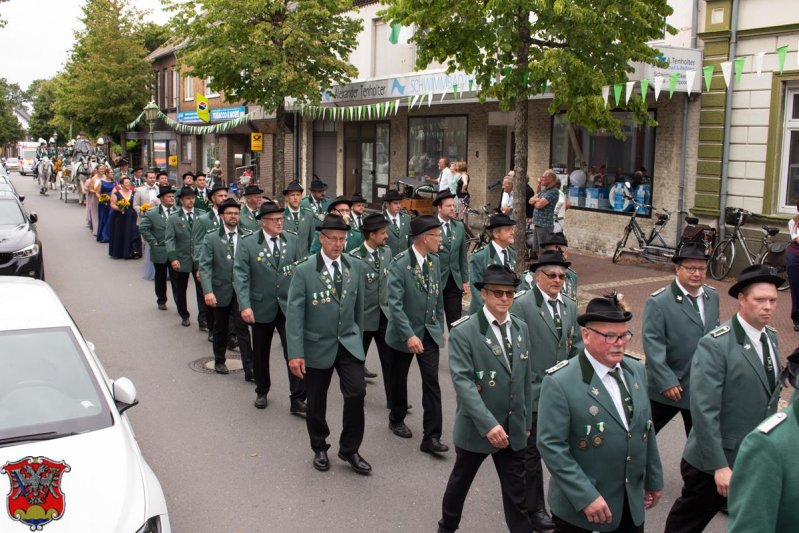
[679,265,707,274]
[263,217,283,223]
[585,327,634,344]
[485,289,515,299]
[424,232,443,239]
[333,208,351,215]
[321,233,346,243]
[541,271,567,280]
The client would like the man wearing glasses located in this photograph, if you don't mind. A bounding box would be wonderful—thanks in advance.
[234,201,306,415]
[385,215,449,455]
[538,294,663,533]
[511,249,582,531]
[309,196,362,254]
[643,242,719,436]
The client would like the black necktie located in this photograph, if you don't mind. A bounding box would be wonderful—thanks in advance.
[502,249,509,266]
[372,250,380,270]
[610,368,634,425]
[760,332,776,390]
[227,232,235,256]
[548,300,562,338]
[422,255,429,281]
[271,236,280,263]
[292,211,298,223]
[493,320,514,367]
[444,222,450,241]
[187,212,193,229]
[332,260,342,297]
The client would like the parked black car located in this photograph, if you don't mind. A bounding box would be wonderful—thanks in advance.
[0,191,43,279]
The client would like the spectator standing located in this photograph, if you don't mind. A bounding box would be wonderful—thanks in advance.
[529,170,560,254]
[786,200,799,331]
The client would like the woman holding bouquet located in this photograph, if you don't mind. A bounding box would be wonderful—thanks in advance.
[108,176,142,259]
[96,167,116,243]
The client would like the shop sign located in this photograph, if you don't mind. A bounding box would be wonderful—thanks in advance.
[633,46,703,93]
[250,132,263,151]
[321,71,479,104]
[177,106,247,125]
[168,155,178,166]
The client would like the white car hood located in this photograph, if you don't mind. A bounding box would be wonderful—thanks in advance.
[0,424,147,533]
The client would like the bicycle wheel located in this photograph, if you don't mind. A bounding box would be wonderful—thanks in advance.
[759,252,790,292]
[612,227,631,264]
[709,239,735,280]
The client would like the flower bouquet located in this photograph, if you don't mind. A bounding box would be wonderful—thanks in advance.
[98,193,111,204]
[140,203,153,213]
[117,198,131,213]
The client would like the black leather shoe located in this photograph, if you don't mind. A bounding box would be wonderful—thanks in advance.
[290,400,307,416]
[214,363,229,375]
[207,331,214,343]
[157,303,167,311]
[313,450,329,471]
[254,394,267,409]
[530,509,555,531]
[337,451,372,475]
[389,421,413,439]
[198,323,209,332]
[420,438,450,454]
[244,368,254,382]
[364,367,378,379]
[181,317,190,327]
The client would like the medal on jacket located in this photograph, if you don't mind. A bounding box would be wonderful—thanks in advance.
[325,290,331,303]
[312,292,318,306]
[643,419,652,441]
[488,371,496,387]
[578,425,590,450]
[592,421,605,447]
[475,371,484,392]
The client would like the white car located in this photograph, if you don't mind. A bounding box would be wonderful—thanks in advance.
[0,278,170,533]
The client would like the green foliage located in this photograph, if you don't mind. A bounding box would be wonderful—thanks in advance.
[54,0,151,139]
[136,21,173,54]
[27,77,69,143]
[0,99,23,146]
[126,139,141,151]
[381,0,674,135]
[0,0,7,29]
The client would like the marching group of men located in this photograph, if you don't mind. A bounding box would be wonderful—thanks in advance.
[132,168,795,532]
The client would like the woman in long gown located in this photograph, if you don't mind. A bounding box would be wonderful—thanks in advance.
[108,176,142,259]
[96,169,115,243]
[84,164,104,236]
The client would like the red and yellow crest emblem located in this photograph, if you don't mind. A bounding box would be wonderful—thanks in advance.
[2,456,70,531]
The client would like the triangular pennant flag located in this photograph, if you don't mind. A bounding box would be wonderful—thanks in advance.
[654,75,664,100]
[613,83,623,106]
[601,85,610,108]
[468,79,474,92]
[703,65,714,91]
[777,44,789,73]
[734,57,745,84]
[754,51,766,77]
[389,22,401,45]
[322,107,326,120]
[440,90,447,102]
[356,106,362,121]
[407,96,413,110]
[427,91,433,107]
[685,70,696,96]
[625,81,635,104]
[394,99,400,115]
[453,84,459,99]
[640,79,649,99]
[669,73,680,98]
[410,94,420,110]
[720,61,732,88]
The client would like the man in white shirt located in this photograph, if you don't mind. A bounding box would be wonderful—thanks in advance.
[499,177,514,214]
[425,157,454,192]
[134,170,160,226]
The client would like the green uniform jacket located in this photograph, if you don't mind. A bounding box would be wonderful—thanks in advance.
[300,195,330,217]
[309,226,362,255]
[538,353,663,532]
[283,207,315,256]
[434,217,469,287]
[139,206,172,264]
[200,226,253,307]
[239,205,260,233]
[511,285,582,411]
[642,281,720,409]
[348,243,392,332]
[468,243,518,313]
[519,268,579,299]
[448,311,533,454]
[233,230,300,323]
[385,248,446,352]
[728,397,799,533]
[286,253,365,369]
[165,210,207,272]
[683,315,782,473]
[385,211,411,257]
[193,189,211,212]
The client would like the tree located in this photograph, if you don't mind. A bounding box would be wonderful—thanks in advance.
[28,77,69,143]
[381,0,674,256]
[166,0,362,196]
[136,21,172,54]
[54,0,151,139]
[0,77,24,147]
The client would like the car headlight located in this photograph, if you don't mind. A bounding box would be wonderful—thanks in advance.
[136,516,161,533]
[12,244,39,258]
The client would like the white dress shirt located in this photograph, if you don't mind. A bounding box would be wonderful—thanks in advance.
[438,167,454,192]
[224,225,238,255]
[411,244,427,271]
[320,250,342,279]
[262,230,281,256]
[585,350,631,430]
[387,213,401,228]
[539,288,565,319]
[675,278,706,324]
[737,313,779,374]
[484,306,513,364]
[492,241,510,265]
[500,191,513,210]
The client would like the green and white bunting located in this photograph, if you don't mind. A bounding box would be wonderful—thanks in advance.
[127,107,256,134]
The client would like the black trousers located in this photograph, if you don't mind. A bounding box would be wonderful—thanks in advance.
[362,311,392,405]
[304,344,365,454]
[438,446,531,533]
[664,459,726,533]
[212,293,252,369]
[154,262,177,306]
[524,413,547,516]
[442,274,463,329]
[172,269,210,324]
[553,495,642,533]
[388,332,442,440]
[193,271,211,328]
[251,310,306,400]
[650,399,693,436]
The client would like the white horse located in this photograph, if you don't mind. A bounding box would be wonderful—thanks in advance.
[67,156,96,204]
[36,158,54,195]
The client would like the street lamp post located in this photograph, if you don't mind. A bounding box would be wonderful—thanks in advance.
[143,101,160,172]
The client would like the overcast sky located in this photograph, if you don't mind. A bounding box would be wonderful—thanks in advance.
[0,0,168,91]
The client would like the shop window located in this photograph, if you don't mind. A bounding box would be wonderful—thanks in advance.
[551,112,656,214]
[172,70,179,109]
[184,76,194,101]
[779,86,799,212]
[407,116,468,180]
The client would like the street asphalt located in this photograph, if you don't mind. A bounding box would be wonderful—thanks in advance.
[10,173,729,532]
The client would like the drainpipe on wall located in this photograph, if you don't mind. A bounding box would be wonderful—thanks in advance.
[676,0,700,244]
[717,0,740,240]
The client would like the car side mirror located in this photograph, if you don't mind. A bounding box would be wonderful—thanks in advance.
[29,212,38,224]
[112,377,138,414]
[18,194,25,203]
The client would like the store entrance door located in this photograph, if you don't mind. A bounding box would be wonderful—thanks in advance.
[344,122,390,207]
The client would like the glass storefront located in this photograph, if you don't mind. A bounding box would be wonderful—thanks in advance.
[407,116,468,178]
[551,112,656,214]
[344,122,390,205]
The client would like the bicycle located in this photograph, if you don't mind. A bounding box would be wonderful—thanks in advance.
[612,196,687,264]
[708,208,789,290]
[464,204,493,254]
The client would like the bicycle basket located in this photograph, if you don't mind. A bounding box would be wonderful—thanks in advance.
[724,207,749,226]
[681,225,716,243]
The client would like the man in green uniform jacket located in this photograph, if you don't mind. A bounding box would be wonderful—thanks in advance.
[382,189,411,257]
[238,184,263,233]
[432,190,470,328]
[299,176,331,217]
[438,265,534,533]
[511,249,581,531]
[643,242,720,436]
[286,214,370,475]
[308,196,362,254]
[385,215,448,455]
[468,213,518,314]
[282,181,315,255]
[665,264,784,532]
[728,349,799,533]
[538,294,663,532]
[139,186,177,311]
[193,173,212,212]
[199,198,253,379]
